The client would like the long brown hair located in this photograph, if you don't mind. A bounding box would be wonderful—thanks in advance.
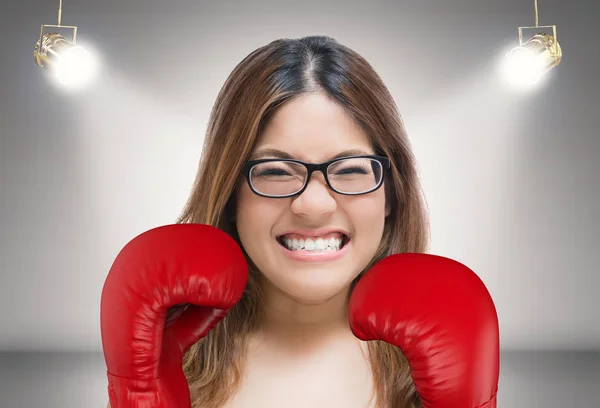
[177,35,429,408]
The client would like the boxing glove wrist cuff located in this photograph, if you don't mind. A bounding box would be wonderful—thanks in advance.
[107,372,163,408]
[474,393,497,408]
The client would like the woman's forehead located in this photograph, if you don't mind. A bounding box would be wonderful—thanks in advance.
[254,123,373,162]
[250,92,377,161]
[259,93,367,138]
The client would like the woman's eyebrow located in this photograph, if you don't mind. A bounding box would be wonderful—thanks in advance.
[249,148,295,160]
[249,148,372,161]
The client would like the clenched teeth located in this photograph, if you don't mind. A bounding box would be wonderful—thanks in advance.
[279,234,347,252]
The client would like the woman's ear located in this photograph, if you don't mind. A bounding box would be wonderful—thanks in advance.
[384,176,393,217]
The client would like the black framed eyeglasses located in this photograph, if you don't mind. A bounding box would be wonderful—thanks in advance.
[242,155,391,198]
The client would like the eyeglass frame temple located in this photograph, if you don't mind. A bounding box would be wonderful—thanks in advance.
[241,155,391,198]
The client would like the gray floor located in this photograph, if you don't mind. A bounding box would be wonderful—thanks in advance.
[0,351,598,407]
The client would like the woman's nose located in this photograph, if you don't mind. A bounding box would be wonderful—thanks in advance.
[290,172,337,218]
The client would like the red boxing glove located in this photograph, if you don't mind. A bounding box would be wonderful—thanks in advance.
[349,253,499,408]
[100,224,248,408]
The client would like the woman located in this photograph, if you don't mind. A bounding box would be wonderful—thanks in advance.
[176,35,429,408]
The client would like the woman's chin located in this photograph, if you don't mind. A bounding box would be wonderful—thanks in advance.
[279,282,352,305]
[257,260,360,305]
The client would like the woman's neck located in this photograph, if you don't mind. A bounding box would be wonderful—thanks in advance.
[252,276,354,351]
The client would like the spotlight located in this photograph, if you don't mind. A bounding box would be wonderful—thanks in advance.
[34,0,99,90]
[502,0,562,89]
[502,32,561,88]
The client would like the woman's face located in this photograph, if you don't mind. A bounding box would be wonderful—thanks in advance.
[234,92,390,304]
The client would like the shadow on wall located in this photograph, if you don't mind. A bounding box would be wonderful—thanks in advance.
[0,351,598,408]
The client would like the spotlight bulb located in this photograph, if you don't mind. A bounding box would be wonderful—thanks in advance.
[502,33,562,89]
[34,32,99,90]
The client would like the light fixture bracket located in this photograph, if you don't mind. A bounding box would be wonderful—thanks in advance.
[517,24,559,55]
[34,24,78,68]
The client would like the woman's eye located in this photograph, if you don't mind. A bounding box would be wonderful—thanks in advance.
[253,165,296,177]
[258,168,289,176]
[336,166,370,175]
